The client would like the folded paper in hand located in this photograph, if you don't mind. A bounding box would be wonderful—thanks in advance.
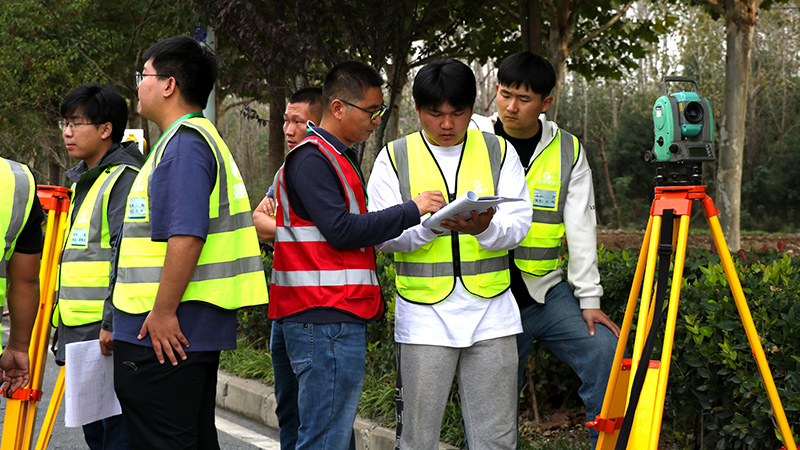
[422,190,524,231]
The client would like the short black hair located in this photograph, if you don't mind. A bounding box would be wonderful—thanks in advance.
[289,87,323,122]
[143,36,217,109]
[413,59,476,111]
[322,61,383,110]
[61,83,128,143]
[497,52,556,98]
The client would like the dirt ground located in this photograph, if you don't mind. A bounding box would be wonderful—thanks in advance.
[596,229,800,255]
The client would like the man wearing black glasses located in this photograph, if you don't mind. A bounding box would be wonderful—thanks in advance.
[54,83,143,450]
[269,60,444,450]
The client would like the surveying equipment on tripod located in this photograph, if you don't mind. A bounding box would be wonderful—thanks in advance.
[645,76,715,186]
[587,77,798,450]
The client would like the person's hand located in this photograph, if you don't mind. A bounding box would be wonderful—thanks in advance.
[261,196,277,216]
[440,208,494,235]
[413,190,445,216]
[99,329,114,356]
[138,309,189,365]
[0,344,30,396]
[582,309,620,337]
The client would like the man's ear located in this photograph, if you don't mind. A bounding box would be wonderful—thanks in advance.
[100,122,113,140]
[162,76,178,99]
[541,95,554,113]
[331,99,346,120]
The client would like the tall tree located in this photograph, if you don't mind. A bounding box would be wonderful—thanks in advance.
[693,0,763,250]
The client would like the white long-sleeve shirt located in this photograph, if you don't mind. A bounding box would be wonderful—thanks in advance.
[470,113,604,309]
[367,132,532,347]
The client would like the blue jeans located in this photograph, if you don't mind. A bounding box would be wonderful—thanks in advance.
[82,414,131,450]
[282,321,364,450]
[271,322,300,449]
[516,281,617,450]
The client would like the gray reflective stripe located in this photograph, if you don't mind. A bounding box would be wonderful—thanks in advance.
[315,144,360,214]
[87,165,130,244]
[1,161,33,280]
[461,256,509,276]
[275,226,325,242]
[122,209,254,239]
[272,268,378,287]
[119,255,264,284]
[556,130,575,219]
[61,247,114,262]
[481,131,504,193]
[515,246,560,261]
[188,124,232,218]
[277,167,292,227]
[532,210,563,225]
[57,286,109,302]
[396,256,508,278]
[390,140,412,203]
[395,260,455,278]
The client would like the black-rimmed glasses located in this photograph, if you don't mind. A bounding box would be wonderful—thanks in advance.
[339,99,386,121]
[135,71,173,88]
[58,120,101,131]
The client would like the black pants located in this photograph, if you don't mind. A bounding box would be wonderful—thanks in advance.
[113,341,220,450]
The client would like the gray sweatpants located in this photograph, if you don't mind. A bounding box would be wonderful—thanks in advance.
[395,336,518,450]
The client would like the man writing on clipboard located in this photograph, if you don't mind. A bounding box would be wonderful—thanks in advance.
[367,59,531,449]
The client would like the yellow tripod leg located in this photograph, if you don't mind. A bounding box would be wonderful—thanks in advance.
[595,216,655,449]
[34,367,64,450]
[707,214,798,449]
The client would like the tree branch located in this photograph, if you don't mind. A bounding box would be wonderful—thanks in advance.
[569,0,634,53]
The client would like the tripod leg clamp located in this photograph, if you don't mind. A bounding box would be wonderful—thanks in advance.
[3,387,43,401]
[587,416,624,434]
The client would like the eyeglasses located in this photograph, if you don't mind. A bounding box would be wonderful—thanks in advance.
[58,120,100,131]
[135,71,172,88]
[339,99,386,121]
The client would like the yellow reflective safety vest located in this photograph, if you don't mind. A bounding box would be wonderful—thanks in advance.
[112,116,268,314]
[514,129,579,276]
[0,158,35,308]
[387,129,510,304]
[53,164,138,327]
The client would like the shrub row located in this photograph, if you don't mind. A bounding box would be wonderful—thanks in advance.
[234,244,800,449]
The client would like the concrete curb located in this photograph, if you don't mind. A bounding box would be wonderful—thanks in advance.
[216,371,459,450]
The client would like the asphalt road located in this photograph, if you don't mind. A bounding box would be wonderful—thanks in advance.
[1,312,281,449]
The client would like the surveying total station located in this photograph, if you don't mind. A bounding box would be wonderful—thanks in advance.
[587,77,798,450]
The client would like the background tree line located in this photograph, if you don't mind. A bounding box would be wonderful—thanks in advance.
[1,0,798,244]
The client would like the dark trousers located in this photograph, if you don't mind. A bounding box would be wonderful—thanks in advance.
[113,341,220,450]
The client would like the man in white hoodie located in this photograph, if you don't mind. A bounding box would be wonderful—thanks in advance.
[470,52,620,449]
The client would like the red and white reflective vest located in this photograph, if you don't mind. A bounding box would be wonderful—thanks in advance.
[269,135,384,320]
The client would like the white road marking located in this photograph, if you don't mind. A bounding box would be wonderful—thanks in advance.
[215,415,281,449]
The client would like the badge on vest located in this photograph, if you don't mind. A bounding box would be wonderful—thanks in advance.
[70,228,88,247]
[127,198,147,220]
[533,189,557,209]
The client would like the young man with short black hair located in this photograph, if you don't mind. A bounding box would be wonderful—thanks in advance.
[471,52,620,449]
[368,59,532,449]
[112,36,267,449]
[55,83,144,449]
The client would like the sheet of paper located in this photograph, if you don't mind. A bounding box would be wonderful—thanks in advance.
[64,339,122,427]
[421,190,525,231]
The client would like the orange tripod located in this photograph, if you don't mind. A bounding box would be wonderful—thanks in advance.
[2,186,70,450]
[588,185,797,450]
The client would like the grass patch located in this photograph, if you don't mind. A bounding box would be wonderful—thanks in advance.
[219,341,273,384]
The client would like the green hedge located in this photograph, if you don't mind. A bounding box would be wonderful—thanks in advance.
[233,245,800,449]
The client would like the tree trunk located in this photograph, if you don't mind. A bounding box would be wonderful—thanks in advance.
[715,1,757,251]
[267,83,287,185]
[520,0,543,54]
[545,0,573,122]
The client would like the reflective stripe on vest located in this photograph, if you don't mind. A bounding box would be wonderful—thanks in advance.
[54,165,135,327]
[113,117,268,314]
[514,129,578,276]
[269,135,383,320]
[0,159,35,308]
[388,129,510,304]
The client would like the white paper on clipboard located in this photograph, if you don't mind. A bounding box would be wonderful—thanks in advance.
[421,190,524,231]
